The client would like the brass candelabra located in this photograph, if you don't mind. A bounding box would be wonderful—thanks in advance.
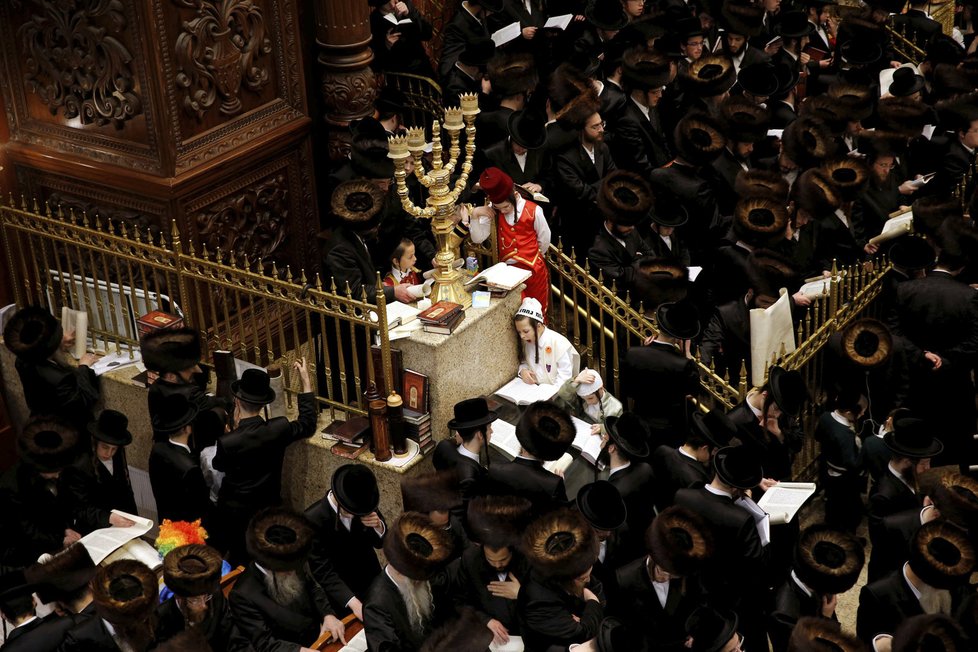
[387,93,480,308]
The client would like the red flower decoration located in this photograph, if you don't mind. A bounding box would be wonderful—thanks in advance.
[545,346,552,354]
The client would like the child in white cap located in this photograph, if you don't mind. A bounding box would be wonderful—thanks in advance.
[513,297,580,386]
[553,368,623,434]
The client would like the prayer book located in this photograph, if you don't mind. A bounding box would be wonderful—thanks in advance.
[868,212,913,246]
[78,510,154,565]
[543,14,572,30]
[756,482,817,525]
[569,415,604,465]
[382,13,413,27]
[418,300,463,324]
[466,262,532,291]
[491,22,522,47]
[494,376,561,405]
[489,418,521,458]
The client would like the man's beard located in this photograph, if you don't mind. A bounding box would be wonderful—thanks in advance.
[112,621,155,651]
[393,574,434,635]
[179,600,209,627]
[264,570,306,608]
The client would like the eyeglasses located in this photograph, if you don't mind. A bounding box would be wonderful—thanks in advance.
[181,594,213,607]
[686,40,705,48]
[587,121,606,130]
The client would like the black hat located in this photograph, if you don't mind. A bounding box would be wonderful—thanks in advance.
[139,327,201,373]
[401,470,463,514]
[884,418,943,459]
[25,543,96,605]
[448,397,497,431]
[783,117,836,170]
[596,617,647,652]
[685,55,737,98]
[522,508,599,581]
[332,180,386,232]
[777,11,815,39]
[713,445,762,489]
[516,401,576,461]
[789,617,865,652]
[738,62,781,97]
[352,142,396,180]
[3,306,62,363]
[720,0,765,37]
[375,86,407,117]
[656,300,701,340]
[793,169,841,215]
[420,607,495,652]
[648,505,714,576]
[19,417,80,473]
[577,480,628,531]
[889,67,926,98]
[150,392,200,436]
[231,368,276,405]
[719,96,770,143]
[331,463,381,516]
[893,614,968,652]
[92,560,158,626]
[822,158,870,202]
[733,197,788,247]
[840,318,892,368]
[246,507,315,572]
[908,521,976,589]
[632,257,690,309]
[586,0,629,31]
[384,512,455,580]
[605,412,651,458]
[735,169,789,203]
[650,202,689,228]
[926,33,965,66]
[507,109,547,150]
[467,495,532,548]
[827,83,875,122]
[674,113,726,166]
[839,39,883,67]
[889,236,936,272]
[0,570,35,613]
[622,46,675,90]
[770,62,801,99]
[488,52,539,98]
[88,409,133,447]
[768,365,807,418]
[691,409,738,449]
[163,544,223,597]
[675,16,705,40]
[598,170,654,227]
[686,607,738,652]
[746,249,798,299]
[794,525,865,595]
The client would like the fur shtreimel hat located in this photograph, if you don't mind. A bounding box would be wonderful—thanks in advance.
[401,470,463,514]
[788,617,866,652]
[827,82,875,122]
[622,46,675,90]
[467,495,532,548]
[733,197,788,248]
[822,158,870,203]
[516,401,576,461]
[162,544,223,597]
[3,306,62,363]
[92,560,158,626]
[719,96,770,143]
[793,169,842,216]
[632,257,689,310]
[488,53,539,98]
[908,521,976,589]
[384,512,455,581]
[522,508,599,581]
[794,525,865,595]
[735,169,789,203]
[746,249,798,299]
[331,181,386,233]
[420,607,494,652]
[684,55,736,98]
[25,543,96,605]
[245,507,315,572]
[598,170,654,227]
[19,417,79,474]
[782,117,836,170]
[674,113,727,167]
[139,327,201,374]
[648,505,714,576]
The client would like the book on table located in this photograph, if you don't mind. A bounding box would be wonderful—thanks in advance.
[418,301,463,324]
[321,417,370,444]
[422,310,465,334]
[465,262,532,291]
[494,376,560,405]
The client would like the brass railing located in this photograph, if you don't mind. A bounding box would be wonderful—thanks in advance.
[885,3,956,65]
[384,71,444,129]
[953,160,977,212]
[0,194,393,420]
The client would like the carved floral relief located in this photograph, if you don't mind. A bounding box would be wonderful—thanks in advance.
[194,174,288,267]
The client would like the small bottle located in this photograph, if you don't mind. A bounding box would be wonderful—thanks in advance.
[366,382,391,462]
[387,391,407,455]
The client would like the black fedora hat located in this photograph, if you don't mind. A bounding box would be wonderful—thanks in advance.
[777,11,815,39]
[88,409,133,446]
[840,39,883,67]
[738,62,780,97]
[889,67,926,98]
[351,143,395,180]
[650,202,689,228]
[889,236,936,272]
[840,319,892,368]
[691,409,739,449]
[605,412,651,458]
[770,62,801,99]
[516,401,576,461]
[794,525,865,595]
[598,170,654,228]
[656,300,701,340]
[507,109,547,150]
[586,0,629,31]
[884,418,943,459]
[375,86,407,117]
[150,392,200,436]
[19,417,80,473]
[231,368,276,405]
[331,463,381,516]
[720,0,765,37]
[448,397,497,431]
[713,445,762,489]
[3,306,63,363]
[768,365,807,418]
[647,505,714,576]
[686,607,738,652]
[908,521,976,589]
[577,480,627,531]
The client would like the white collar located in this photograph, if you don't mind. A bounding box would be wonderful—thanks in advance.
[830,410,854,430]
[457,444,480,463]
[390,267,408,283]
[791,569,814,597]
[962,140,975,155]
[254,562,269,576]
[705,483,734,499]
[608,462,631,477]
[903,563,923,600]
[13,615,38,630]
[168,439,192,454]
[678,446,699,461]
[630,96,651,120]
[746,393,763,419]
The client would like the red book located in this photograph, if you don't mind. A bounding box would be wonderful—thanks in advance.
[417,301,463,324]
[422,310,465,335]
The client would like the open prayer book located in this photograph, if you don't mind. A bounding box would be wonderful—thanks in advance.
[543,14,572,30]
[756,482,817,525]
[78,510,154,565]
[382,13,413,27]
[466,262,532,291]
[336,628,369,652]
[797,277,831,299]
[569,415,604,465]
[488,416,603,468]
[489,419,522,458]
[491,22,521,47]
[868,211,913,246]
[494,376,560,405]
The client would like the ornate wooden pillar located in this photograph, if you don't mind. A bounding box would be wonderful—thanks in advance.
[314,0,380,160]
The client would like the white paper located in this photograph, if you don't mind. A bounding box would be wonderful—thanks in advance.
[337,628,369,652]
[78,510,154,565]
[491,22,522,47]
[921,124,936,141]
[544,14,573,30]
[382,13,412,26]
[489,419,521,458]
[735,496,771,546]
[373,438,421,467]
[688,266,703,282]
[749,289,795,387]
[387,301,420,326]
[467,262,532,291]
[101,538,162,571]
[909,172,936,188]
[756,482,817,525]
[61,307,88,359]
[869,213,913,246]
[0,304,17,334]
[494,376,560,405]
[766,129,784,139]
[569,415,603,460]
[91,350,142,376]
[798,278,831,299]
[491,635,525,651]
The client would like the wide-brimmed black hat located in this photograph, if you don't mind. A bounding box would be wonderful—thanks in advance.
[648,505,714,576]
[768,365,807,418]
[246,507,315,572]
[713,445,762,489]
[789,617,865,652]
[793,169,841,216]
[893,614,968,652]
[150,392,200,436]
[231,368,276,405]
[691,409,739,449]
[605,412,651,458]
[909,521,976,589]
[840,319,892,368]
[622,46,675,90]
[0,570,36,613]
[912,196,962,238]
[401,470,463,514]
[140,327,201,374]
[719,96,770,143]
[516,401,576,461]
[25,543,96,605]
[783,117,836,170]
[889,67,926,98]
[686,607,738,652]
[633,257,689,309]
[385,512,455,580]
[332,180,386,232]
[577,480,627,531]
[459,37,496,68]
[889,236,936,271]
[19,417,80,473]
[88,409,133,447]
[331,463,381,516]
[656,300,701,340]
[92,560,158,626]
[685,55,737,98]
[839,39,883,67]
[650,203,689,228]
[507,109,547,150]
[467,495,532,548]
[746,249,798,299]
[822,158,869,202]
[770,62,801,100]
[827,83,875,122]
[163,544,223,597]
[586,0,629,31]
[794,525,865,595]
[884,418,943,459]
[735,169,789,203]
[733,197,788,247]
[675,16,705,40]
[674,113,727,166]
[598,170,654,227]
[448,397,497,431]
[720,0,765,37]
[522,508,599,581]
[738,62,781,97]
[3,306,62,363]
[777,11,815,39]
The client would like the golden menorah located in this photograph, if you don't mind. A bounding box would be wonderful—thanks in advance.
[387,93,480,308]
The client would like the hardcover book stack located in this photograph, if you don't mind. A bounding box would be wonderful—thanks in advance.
[402,369,433,454]
[418,301,464,335]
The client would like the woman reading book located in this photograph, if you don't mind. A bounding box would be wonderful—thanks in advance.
[513,297,580,386]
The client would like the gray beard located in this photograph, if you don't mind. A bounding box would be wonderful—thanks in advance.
[263,570,306,608]
[393,575,433,635]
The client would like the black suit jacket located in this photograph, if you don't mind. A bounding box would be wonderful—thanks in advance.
[439,8,489,78]
[304,495,386,608]
[324,228,396,305]
[363,572,430,652]
[587,226,654,295]
[768,100,797,129]
[155,591,253,651]
[148,440,212,525]
[648,163,720,260]
[892,10,942,45]
[369,2,434,76]
[3,613,75,652]
[610,100,672,178]
[517,574,604,652]
[710,149,750,217]
[555,142,616,210]
[488,457,567,515]
[856,569,924,642]
[451,544,530,631]
[59,614,123,651]
[483,139,549,189]
[700,298,751,382]
[769,576,826,652]
[869,472,920,533]
[621,342,700,441]
[612,557,692,652]
[933,139,975,198]
[650,445,710,511]
[0,462,78,568]
[64,452,138,534]
[229,563,335,651]
[608,462,656,557]
[868,507,920,583]
[14,358,99,433]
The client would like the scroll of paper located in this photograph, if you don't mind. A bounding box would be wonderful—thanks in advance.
[749,288,796,387]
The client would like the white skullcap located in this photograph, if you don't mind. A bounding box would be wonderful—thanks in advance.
[515,297,544,323]
[576,368,603,397]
